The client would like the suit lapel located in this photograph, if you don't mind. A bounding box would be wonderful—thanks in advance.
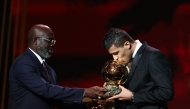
[125,53,142,87]
[25,48,54,83]
[125,42,148,87]
[25,49,42,70]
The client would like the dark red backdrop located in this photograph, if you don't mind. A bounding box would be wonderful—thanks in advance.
[12,0,190,108]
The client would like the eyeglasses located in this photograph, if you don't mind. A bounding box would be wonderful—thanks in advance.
[37,37,56,45]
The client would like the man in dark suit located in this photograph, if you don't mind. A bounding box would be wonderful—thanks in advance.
[102,28,174,109]
[9,24,107,109]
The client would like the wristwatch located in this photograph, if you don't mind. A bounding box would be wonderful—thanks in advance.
[131,92,134,102]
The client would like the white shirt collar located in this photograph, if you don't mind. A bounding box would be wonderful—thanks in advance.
[132,40,142,58]
[29,48,45,64]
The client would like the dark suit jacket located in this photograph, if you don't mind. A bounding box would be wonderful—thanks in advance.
[9,48,85,109]
[115,42,174,109]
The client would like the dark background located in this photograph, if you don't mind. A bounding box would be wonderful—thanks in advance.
[1,0,190,108]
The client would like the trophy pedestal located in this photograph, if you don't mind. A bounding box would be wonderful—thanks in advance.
[104,81,121,98]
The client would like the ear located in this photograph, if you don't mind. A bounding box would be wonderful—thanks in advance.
[33,37,38,45]
[124,41,131,49]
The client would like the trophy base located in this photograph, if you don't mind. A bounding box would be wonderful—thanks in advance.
[104,81,121,98]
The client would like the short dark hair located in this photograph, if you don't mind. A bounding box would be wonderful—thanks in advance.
[103,28,134,49]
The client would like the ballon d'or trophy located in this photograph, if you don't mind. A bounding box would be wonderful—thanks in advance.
[101,60,129,98]
[86,60,130,109]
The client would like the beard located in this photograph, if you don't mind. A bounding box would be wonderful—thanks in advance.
[36,45,52,59]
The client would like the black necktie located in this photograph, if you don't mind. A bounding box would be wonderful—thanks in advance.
[42,61,51,83]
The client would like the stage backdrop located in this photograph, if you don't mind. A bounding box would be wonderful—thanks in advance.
[10,0,190,108]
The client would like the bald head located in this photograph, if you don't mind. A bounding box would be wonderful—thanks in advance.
[27,24,55,59]
[28,24,53,47]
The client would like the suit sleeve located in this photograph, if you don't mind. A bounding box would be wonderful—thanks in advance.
[134,51,174,103]
[14,61,84,104]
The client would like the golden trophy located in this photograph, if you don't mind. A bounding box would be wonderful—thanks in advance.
[87,60,131,109]
[101,60,129,98]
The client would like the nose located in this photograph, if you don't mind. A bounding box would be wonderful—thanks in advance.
[50,40,56,46]
[50,44,54,47]
[113,55,118,60]
[50,43,55,47]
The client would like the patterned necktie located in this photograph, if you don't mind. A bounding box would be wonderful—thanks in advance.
[42,61,51,83]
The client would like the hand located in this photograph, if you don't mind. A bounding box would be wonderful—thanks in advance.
[103,82,107,87]
[84,86,108,99]
[108,85,132,101]
[86,99,104,109]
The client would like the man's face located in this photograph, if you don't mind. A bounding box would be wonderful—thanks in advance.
[108,43,132,64]
[36,32,55,59]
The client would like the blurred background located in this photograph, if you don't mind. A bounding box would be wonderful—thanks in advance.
[1,0,190,108]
